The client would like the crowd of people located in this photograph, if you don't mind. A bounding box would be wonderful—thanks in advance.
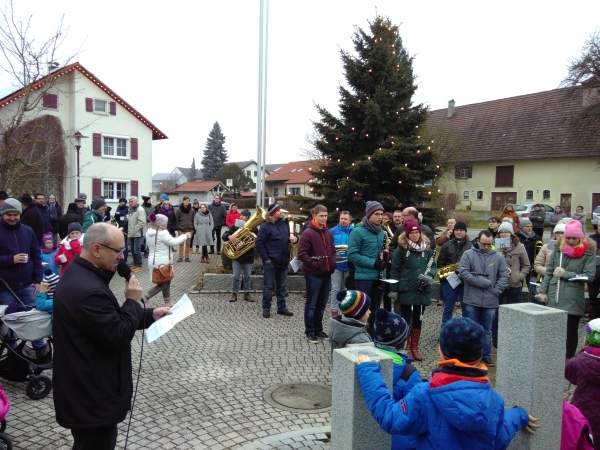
[1,189,599,449]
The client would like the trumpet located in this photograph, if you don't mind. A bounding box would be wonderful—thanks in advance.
[438,262,459,279]
[222,205,266,260]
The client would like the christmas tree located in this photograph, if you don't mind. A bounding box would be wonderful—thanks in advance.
[298,16,440,218]
[201,121,228,180]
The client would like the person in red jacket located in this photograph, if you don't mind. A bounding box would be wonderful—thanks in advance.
[226,203,240,227]
[54,222,83,275]
[298,204,336,343]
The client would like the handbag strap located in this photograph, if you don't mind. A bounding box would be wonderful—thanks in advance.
[152,231,158,265]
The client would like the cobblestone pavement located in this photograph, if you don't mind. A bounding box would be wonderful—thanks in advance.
[1,249,581,449]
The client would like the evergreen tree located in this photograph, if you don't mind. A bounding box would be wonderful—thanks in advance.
[215,163,253,199]
[201,121,228,180]
[297,16,440,218]
[189,157,197,180]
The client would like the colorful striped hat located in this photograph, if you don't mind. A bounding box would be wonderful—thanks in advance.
[365,201,384,218]
[585,319,600,346]
[337,289,371,319]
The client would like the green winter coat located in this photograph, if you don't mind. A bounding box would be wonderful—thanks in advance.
[81,210,105,233]
[347,223,385,281]
[539,238,597,316]
[390,233,437,306]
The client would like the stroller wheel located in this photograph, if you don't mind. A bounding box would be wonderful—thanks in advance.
[0,432,12,450]
[26,375,52,400]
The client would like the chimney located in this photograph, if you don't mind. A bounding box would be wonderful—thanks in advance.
[447,99,455,118]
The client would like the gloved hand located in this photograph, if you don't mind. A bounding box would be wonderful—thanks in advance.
[388,291,398,301]
[373,259,385,270]
[535,293,549,304]
[553,267,565,278]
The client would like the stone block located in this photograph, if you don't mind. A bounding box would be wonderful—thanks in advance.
[331,345,393,450]
[496,303,566,450]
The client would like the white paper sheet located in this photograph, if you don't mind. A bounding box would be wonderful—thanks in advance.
[290,257,301,273]
[568,276,589,282]
[379,279,399,283]
[447,272,462,289]
[146,294,195,343]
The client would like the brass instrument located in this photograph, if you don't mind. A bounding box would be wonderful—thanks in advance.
[222,205,266,260]
[382,223,394,250]
[286,216,299,259]
[438,262,460,279]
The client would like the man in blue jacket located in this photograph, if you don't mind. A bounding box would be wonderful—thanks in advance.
[0,198,43,306]
[256,203,297,318]
[329,211,353,316]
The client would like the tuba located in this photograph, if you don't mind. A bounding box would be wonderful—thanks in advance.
[222,205,266,260]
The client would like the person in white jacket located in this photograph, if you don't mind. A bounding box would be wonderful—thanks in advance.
[144,213,189,307]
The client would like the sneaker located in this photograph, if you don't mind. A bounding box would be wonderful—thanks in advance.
[306,334,319,344]
[185,258,191,262]
[437,300,444,306]
[315,331,328,339]
[131,266,142,273]
[177,258,183,262]
[263,310,270,318]
[482,357,495,366]
[277,308,293,317]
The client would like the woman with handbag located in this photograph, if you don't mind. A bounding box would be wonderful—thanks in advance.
[144,213,189,308]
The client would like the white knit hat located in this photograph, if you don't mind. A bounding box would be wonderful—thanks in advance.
[497,218,514,234]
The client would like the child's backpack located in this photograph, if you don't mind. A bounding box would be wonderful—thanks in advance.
[562,399,594,450]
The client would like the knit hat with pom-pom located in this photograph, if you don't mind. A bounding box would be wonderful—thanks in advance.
[43,268,60,299]
[336,290,371,319]
[373,308,409,353]
[497,217,514,234]
[585,319,600,347]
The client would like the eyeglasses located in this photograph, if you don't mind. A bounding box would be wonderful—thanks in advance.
[97,243,125,255]
[479,242,493,248]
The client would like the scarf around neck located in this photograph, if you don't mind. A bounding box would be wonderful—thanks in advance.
[179,203,192,213]
[562,239,587,258]
[361,215,382,235]
[407,237,427,253]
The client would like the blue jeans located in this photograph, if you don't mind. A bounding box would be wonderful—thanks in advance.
[304,274,331,335]
[0,286,44,349]
[123,234,129,261]
[492,287,522,338]
[329,269,349,312]
[354,279,383,337]
[526,273,538,303]
[441,283,465,330]
[232,260,252,293]
[462,303,495,359]
[262,263,288,312]
[129,237,143,266]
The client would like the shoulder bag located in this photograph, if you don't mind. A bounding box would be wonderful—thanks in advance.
[152,231,174,284]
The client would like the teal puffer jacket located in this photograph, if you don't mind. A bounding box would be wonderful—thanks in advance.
[348,223,385,281]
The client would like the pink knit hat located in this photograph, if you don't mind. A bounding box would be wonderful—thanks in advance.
[149,213,168,227]
[564,220,584,239]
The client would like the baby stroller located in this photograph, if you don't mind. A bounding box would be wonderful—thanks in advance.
[0,279,53,401]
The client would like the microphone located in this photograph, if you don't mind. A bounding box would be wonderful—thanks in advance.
[117,262,132,282]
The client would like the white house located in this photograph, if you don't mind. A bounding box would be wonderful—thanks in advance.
[0,62,167,208]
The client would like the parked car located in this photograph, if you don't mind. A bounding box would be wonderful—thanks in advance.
[592,206,600,230]
[513,203,555,227]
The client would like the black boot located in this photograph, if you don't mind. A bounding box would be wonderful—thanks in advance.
[209,245,215,255]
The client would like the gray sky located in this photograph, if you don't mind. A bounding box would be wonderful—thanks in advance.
[5,1,600,172]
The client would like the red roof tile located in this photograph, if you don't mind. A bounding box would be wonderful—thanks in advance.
[264,160,316,184]
[165,181,230,194]
[427,87,600,162]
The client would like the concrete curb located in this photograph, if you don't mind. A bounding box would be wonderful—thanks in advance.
[237,426,331,449]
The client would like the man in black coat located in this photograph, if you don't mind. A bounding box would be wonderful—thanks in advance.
[388,207,435,257]
[19,193,44,244]
[34,192,52,233]
[53,223,172,450]
[58,203,83,239]
[207,194,227,254]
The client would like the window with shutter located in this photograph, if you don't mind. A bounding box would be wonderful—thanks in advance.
[109,102,116,116]
[131,180,138,197]
[93,178,102,197]
[131,138,138,160]
[43,94,58,109]
[86,98,93,112]
[495,166,514,187]
[93,134,102,157]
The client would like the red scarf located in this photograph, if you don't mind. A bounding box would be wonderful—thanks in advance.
[562,239,587,258]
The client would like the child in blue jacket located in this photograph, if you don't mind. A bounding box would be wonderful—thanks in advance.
[356,317,540,450]
[35,269,57,320]
[372,308,421,450]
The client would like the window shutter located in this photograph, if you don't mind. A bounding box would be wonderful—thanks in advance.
[131,180,138,197]
[109,101,116,116]
[86,98,93,112]
[93,133,102,157]
[93,178,102,197]
[43,94,58,109]
[131,138,138,160]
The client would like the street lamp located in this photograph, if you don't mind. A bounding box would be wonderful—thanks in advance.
[70,131,88,194]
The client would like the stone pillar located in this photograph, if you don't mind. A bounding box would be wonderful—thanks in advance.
[496,303,567,450]
[331,345,393,450]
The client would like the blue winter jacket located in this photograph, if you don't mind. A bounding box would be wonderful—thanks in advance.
[256,218,297,267]
[0,219,43,291]
[348,223,385,281]
[357,362,529,450]
[373,348,422,450]
[331,224,353,271]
